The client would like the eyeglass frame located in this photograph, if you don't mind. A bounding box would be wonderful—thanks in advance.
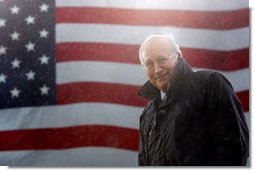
[143,52,179,71]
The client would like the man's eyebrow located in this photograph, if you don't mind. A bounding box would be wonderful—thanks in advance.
[157,55,167,58]
[144,59,152,62]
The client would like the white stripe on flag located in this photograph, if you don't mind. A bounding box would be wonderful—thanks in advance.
[56,24,249,51]
[56,0,248,11]
[1,147,138,167]
[56,61,249,92]
[0,103,142,131]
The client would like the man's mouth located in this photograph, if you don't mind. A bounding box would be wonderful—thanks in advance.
[155,73,168,80]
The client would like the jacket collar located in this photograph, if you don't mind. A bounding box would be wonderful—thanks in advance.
[138,57,192,101]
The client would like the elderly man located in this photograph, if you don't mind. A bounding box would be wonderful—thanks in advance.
[137,34,249,166]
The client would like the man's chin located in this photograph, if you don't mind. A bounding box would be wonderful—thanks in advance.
[156,83,168,91]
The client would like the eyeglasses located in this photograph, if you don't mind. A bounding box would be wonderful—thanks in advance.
[143,53,178,71]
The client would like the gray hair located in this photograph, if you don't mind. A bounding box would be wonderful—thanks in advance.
[138,34,182,65]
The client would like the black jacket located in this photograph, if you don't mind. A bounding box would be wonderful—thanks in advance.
[138,58,249,166]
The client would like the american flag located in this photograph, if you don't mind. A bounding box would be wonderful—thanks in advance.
[0,0,249,167]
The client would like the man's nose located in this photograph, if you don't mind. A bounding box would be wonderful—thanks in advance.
[154,62,162,73]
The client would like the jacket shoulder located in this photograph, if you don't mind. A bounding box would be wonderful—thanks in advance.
[193,70,214,79]
[192,70,213,88]
[194,70,234,90]
[193,70,233,87]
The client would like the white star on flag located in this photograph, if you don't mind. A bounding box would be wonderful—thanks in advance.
[39,3,49,12]
[0,18,6,28]
[0,73,7,83]
[25,15,35,25]
[26,70,36,80]
[39,85,49,95]
[10,5,20,14]
[25,41,35,52]
[39,29,49,38]
[0,45,7,55]
[39,54,49,65]
[11,58,21,68]
[10,87,21,98]
[10,31,20,41]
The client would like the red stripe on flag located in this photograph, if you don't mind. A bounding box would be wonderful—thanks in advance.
[0,125,139,151]
[57,82,148,107]
[182,48,249,71]
[57,82,249,111]
[56,43,249,71]
[56,7,248,30]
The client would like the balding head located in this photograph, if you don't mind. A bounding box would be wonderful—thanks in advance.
[139,34,181,65]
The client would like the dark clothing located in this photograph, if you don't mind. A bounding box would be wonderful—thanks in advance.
[138,58,249,166]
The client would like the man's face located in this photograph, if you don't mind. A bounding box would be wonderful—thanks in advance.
[141,38,178,92]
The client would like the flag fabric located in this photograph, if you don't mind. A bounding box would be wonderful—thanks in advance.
[0,0,249,167]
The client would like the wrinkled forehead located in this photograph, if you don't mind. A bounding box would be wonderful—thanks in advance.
[141,37,175,56]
